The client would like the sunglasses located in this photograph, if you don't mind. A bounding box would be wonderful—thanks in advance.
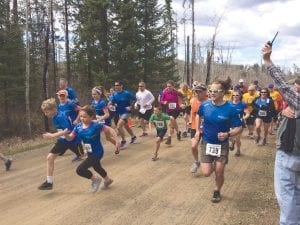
[232,95,240,97]
[209,89,223,94]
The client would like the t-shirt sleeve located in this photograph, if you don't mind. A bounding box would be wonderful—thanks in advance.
[58,114,72,131]
[149,114,154,122]
[231,108,242,128]
[162,113,171,120]
[72,124,79,135]
[197,104,204,116]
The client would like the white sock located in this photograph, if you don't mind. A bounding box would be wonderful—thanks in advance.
[47,176,53,184]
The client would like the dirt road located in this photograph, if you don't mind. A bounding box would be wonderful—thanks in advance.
[0,128,279,225]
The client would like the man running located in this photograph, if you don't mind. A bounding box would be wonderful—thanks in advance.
[135,82,155,137]
[59,78,79,104]
[110,80,137,148]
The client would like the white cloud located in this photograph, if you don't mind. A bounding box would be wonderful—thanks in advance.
[169,0,300,68]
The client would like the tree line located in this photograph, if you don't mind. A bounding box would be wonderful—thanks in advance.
[0,0,178,139]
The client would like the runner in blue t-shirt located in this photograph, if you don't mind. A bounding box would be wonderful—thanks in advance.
[196,77,242,203]
[91,86,111,126]
[59,78,79,104]
[66,105,120,192]
[109,80,137,148]
[228,90,248,156]
[38,98,84,191]
[57,89,81,125]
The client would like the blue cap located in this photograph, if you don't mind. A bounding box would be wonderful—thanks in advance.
[268,83,274,88]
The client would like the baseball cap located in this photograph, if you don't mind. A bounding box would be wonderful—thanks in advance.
[56,89,68,96]
[239,78,244,83]
[268,83,274,88]
[193,83,207,91]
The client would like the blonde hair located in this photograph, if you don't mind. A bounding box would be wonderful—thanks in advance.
[41,98,57,112]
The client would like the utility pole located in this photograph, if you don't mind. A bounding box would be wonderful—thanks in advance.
[187,36,190,86]
[191,0,195,84]
[25,0,32,138]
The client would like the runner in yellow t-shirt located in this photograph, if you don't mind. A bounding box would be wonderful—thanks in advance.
[268,83,283,134]
[242,84,259,138]
[178,83,193,138]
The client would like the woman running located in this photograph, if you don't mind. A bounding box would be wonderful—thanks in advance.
[252,88,276,145]
[91,86,111,126]
[66,105,120,192]
[196,77,242,203]
[160,80,182,144]
[228,90,248,156]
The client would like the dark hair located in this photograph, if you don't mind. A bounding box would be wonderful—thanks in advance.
[232,90,243,101]
[115,80,124,86]
[154,105,163,111]
[260,87,270,97]
[166,80,175,87]
[212,77,232,92]
[80,105,96,118]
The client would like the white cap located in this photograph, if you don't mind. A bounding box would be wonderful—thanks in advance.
[239,79,244,83]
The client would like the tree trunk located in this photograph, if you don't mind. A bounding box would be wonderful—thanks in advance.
[25,0,32,138]
[64,0,71,83]
[50,0,57,90]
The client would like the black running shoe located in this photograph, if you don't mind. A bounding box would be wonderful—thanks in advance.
[5,159,12,171]
[165,136,171,145]
[38,181,53,190]
[177,131,181,141]
[211,190,221,203]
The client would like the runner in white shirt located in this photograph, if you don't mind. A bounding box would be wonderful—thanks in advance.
[135,82,155,137]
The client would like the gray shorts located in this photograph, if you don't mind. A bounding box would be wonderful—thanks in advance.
[200,140,229,164]
[119,113,131,121]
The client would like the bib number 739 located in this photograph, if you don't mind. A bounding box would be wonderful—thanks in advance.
[206,143,221,157]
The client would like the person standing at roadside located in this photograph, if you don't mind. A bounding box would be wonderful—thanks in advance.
[196,77,242,203]
[262,43,300,225]
[135,82,155,137]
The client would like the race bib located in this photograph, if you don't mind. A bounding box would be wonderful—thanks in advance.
[96,115,101,119]
[84,143,92,153]
[57,129,65,139]
[168,102,176,109]
[155,121,165,129]
[206,143,221,157]
[258,110,267,117]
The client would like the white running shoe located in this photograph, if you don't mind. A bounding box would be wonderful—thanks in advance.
[91,178,101,193]
[101,178,113,190]
[190,161,200,173]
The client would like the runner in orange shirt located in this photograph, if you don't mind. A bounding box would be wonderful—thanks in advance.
[189,83,208,173]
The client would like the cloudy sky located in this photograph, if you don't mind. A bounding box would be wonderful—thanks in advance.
[167,0,300,69]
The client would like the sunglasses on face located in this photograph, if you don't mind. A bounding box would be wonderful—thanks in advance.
[209,89,223,94]
[232,95,240,97]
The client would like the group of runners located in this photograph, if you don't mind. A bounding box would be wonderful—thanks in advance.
[1,44,288,205]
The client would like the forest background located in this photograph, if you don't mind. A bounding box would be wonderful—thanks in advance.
[0,0,298,140]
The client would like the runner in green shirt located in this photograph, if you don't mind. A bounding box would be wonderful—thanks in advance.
[149,106,175,161]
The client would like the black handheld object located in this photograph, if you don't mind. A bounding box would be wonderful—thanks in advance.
[267,31,279,47]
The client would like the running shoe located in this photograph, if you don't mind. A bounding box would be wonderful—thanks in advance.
[165,136,171,145]
[130,136,137,144]
[91,178,101,192]
[190,161,200,173]
[229,141,235,151]
[38,181,53,190]
[101,178,113,190]
[177,131,181,141]
[120,140,126,148]
[139,132,148,137]
[187,128,191,133]
[182,131,188,138]
[5,159,12,171]
[255,136,261,145]
[211,190,221,203]
[262,138,267,145]
[71,155,82,163]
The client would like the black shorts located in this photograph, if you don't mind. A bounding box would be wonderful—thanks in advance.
[51,141,84,156]
[183,105,191,115]
[258,116,272,123]
[273,110,279,121]
[167,110,180,119]
[245,113,255,125]
[138,109,152,121]
[156,129,168,140]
